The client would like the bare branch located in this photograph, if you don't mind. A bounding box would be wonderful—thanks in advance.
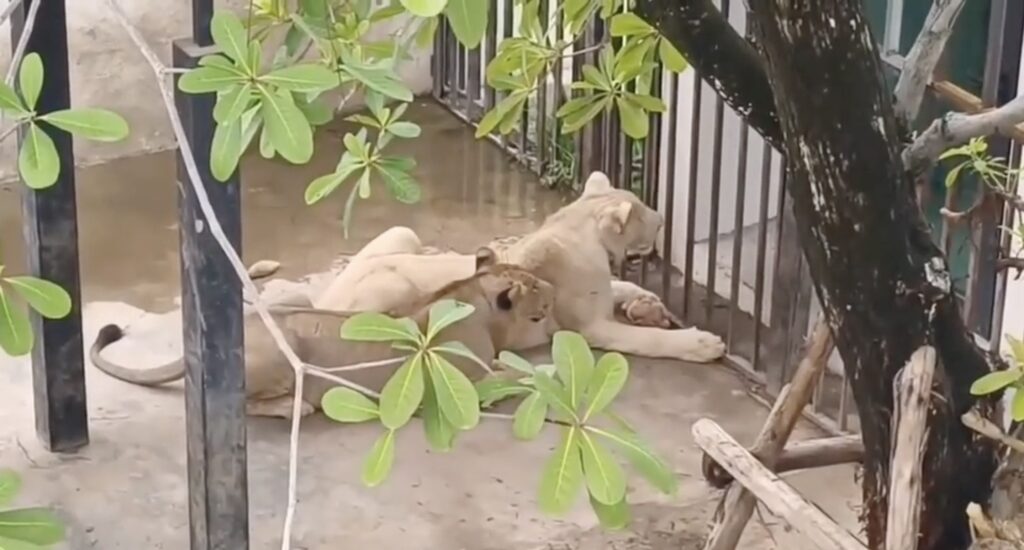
[3,0,40,86]
[903,95,1024,171]
[962,410,1024,454]
[893,0,966,124]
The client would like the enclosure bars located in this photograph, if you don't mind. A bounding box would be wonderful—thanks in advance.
[172,0,250,548]
[10,0,90,453]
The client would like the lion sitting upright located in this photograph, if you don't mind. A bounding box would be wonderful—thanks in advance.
[315,171,726,363]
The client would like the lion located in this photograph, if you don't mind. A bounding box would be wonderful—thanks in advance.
[313,171,726,363]
[89,247,555,419]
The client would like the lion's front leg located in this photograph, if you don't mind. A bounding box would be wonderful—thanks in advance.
[246,396,315,419]
[580,319,725,363]
[610,281,682,329]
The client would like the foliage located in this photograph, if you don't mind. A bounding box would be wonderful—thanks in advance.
[323,308,677,527]
[0,469,65,549]
[0,269,73,357]
[971,335,1024,421]
[0,53,129,189]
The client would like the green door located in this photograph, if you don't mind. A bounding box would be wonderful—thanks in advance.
[863,0,992,295]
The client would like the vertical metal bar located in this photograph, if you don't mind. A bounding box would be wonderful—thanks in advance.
[483,0,498,111]
[173,39,249,550]
[703,0,729,326]
[536,0,549,173]
[727,122,750,349]
[571,23,585,183]
[11,0,89,453]
[501,0,514,150]
[192,0,214,47]
[432,13,444,100]
[640,70,663,287]
[681,74,702,319]
[466,33,482,120]
[751,143,774,371]
[661,73,679,301]
[989,143,1020,350]
[550,8,564,175]
[882,0,905,54]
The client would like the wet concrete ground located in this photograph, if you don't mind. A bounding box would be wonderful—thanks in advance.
[0,101,860,549]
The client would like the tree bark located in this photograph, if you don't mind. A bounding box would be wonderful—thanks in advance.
[738,3,1000,549]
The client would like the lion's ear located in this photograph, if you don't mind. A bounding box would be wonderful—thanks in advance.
[599,201,633,234]
[581,171,612,196]
[475,246,498,272]
[495,283,523,311]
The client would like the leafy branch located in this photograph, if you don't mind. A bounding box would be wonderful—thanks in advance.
[0,469,65,549]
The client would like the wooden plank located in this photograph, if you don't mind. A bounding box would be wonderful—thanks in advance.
[885,346,937,550]
[703,321,834,550]
[705,434,864,488]
[11,0,90,453]
[693,419,867,550]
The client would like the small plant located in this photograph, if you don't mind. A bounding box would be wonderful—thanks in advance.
[970,335,1024,420]
[321,301,677,529]
[0,469,65,549]
[0,265,73,357]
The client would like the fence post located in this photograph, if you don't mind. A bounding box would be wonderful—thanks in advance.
[172,17,249,550]
[10,0,90,453]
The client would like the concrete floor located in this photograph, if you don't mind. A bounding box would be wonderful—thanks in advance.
[0,101,861,549]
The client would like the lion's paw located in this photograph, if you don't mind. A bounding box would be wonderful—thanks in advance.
[676,329,726,363]
[622,295,680,328]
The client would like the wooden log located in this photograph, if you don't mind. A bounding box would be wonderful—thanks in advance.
[704,435,864,488]
[693,419,867,550]
[885,346,936,550]
[703,320,835,550]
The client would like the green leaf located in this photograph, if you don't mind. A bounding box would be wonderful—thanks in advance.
[379,355,426,429]
[616,97,648,139]
[305,152,362,204]
[361,429,397,487]
[426,299,475,341]
[658,38,688,73]
[445,0,488,48]
[18,53,43,111]
[513,391,547,440]
[0,507,64,545]
[376,157,422,204]
[475,377,530,407]
[0,470,21,507]
[498,350,534,374]
[259,86,314,163]
[538,427,585,515]
[40,108,130,142]
[582,352,628,421]
[210,118,243,182]
[1007,335,1024,365]
[432,341,489,373]
[945,161,967,188]
[4,276,71,319]
[532,371,578,422]
[371,4,407,21]
[427,352,481,430]
[214,84,255,124]
[552,331,595,410]
[297,97,333,126]
[609,13,653,37]
[587,426,677,495]
[624,93,666,112]
[211,11,250,65]
[18,123,60,190]
[340,311,420,343]
[476,91,529,138]
[415,16,440,48]
[262,63,340,92]
[970,369,1023,395]
[342,57,413,101]
[559,95,609,134]
[589,495,630,530]
[387,121,421,138]
[321,387,379,422]
[1012,389,1024,422]
[401,0,447,17]
[579,431,626,505]
[422,374,457,451]
[0,82,27,114]
[358,169,372,199]
[178,66,247,94]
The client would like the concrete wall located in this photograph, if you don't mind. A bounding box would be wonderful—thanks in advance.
[0,0,432,181]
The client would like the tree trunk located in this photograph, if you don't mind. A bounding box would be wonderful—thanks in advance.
[741,3,999,548]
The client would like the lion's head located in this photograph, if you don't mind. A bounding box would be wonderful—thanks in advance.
[472,247,555,324]
[575,171,663,266]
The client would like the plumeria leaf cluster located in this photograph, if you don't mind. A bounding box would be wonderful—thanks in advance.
[1,53,129,189]
[0,469,65,548]
[0,265,73,357]
[322,309,677,528]
[971,335,1024,421]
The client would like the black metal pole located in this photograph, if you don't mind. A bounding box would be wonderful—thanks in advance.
[10,0,89,453]
[173,12,248,549]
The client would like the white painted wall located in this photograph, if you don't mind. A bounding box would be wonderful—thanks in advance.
[0,0,432,181]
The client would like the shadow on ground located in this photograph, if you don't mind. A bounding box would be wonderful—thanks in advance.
[0,101,860,549]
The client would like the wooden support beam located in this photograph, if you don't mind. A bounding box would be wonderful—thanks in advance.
[885,346,936,550]
[11,0,90,453]
[702,320,835,550]
[173,38,249,550]
[693,419,867,550]
[704,434,864,488]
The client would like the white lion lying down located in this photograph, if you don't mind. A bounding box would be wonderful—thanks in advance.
[314,171,726,363]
